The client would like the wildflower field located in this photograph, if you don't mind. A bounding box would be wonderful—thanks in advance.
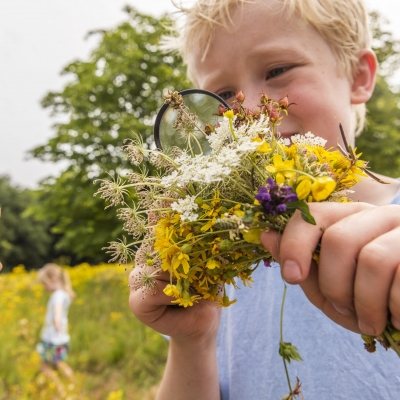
[0,263,167,400]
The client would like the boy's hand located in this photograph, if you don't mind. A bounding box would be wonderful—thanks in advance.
[260,202,400,336]
[129,268,220,343]
[129,269,221,400]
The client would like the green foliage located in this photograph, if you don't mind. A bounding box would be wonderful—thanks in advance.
[357,12,400,177]
[26,167,122,264]
[28,7,190,263]
[358,76,400,176]
[0,176,52,270]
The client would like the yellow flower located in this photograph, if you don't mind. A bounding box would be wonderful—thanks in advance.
[171,293,201,308]
[296,178,312,200]
[171,252,190,274]
[223,109,235,119]
[206,259,220,270]
[266,154,295,183]
[252,137,272,153]
[311,176,336,201]
[163,284,180,298]
[109,311,123,322]
[106,390,124,400]
[242,228,262,244]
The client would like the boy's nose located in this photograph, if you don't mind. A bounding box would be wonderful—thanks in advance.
[242,94,259,111]
[240,85,269,111]
[241,87,282,111]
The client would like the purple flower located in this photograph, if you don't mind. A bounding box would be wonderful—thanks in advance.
[255,178,298,215]
[263,259,272,268]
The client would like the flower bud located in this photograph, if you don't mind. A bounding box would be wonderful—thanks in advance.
[268,107,280,122]
[218,104,227,115]
[235,90,245,103]
[278,96,289,109]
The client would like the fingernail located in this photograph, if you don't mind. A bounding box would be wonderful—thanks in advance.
[282,260,302,282]
[358,321,376,336]
[331,303,353,316]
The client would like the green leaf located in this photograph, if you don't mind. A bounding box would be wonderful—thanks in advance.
[287,201,316,225]
[279,341,303,363]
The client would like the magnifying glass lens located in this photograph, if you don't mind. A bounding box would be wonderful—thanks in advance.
[154,89,230,154]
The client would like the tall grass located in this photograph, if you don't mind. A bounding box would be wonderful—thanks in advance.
[0,264,167,399]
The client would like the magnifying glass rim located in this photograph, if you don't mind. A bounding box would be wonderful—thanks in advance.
[153,88,231,150]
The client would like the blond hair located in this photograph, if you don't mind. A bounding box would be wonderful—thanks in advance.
[38,263,75,299]
[173,0,372,135]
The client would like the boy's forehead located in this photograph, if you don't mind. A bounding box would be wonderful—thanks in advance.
[187,3,327,85]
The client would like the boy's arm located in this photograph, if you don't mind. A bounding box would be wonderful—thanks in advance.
[129,270,221,400]
[156,336,220,400]
[260,202,400,335]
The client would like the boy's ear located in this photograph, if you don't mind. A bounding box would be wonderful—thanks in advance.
[351,49,377,104]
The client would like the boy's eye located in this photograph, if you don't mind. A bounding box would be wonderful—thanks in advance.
[216,90,236,102]
[266,66,290,80]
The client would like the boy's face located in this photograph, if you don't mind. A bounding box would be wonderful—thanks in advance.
[189,1,359,147]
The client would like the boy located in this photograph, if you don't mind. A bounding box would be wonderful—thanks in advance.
[129,0,400,398]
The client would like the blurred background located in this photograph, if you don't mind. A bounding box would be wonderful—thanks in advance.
[1,0,400,398]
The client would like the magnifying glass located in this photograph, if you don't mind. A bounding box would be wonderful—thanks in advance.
[153,89,230,154]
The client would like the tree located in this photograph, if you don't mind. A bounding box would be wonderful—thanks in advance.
[28,7,190,262]
[357,11,400,177]
[27,168,121,264]
[0,176,52,270]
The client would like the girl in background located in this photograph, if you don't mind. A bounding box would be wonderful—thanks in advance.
[37,263,74,396]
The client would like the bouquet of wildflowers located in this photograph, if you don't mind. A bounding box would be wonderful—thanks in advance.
[96,91,400,360]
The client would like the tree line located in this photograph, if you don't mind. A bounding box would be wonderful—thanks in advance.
[0,8,399,270]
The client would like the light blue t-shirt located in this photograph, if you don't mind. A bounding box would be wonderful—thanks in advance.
[217,196,400,399]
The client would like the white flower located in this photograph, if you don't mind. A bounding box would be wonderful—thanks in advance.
[237,114,272,140]
[290,132,327,147]
[207,118,232,151]
[171,196,199,221]
[160,116,277,188]
[161,150,237,187]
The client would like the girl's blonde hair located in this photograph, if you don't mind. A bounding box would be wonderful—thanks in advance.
[172,0,373,135]
[38,263,75,299]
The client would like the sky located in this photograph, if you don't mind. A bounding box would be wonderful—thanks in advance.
[1,0,399,188]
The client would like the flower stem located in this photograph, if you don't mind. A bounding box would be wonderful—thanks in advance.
[280,283,293,394]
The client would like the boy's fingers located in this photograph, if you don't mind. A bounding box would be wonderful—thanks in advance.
[260,230,281,261]
[128,268,172,320]
[268,202,373,283]
[390,264,400,330]
[318,206,400,335]
[299,261,360,332]
[353,227,400,335]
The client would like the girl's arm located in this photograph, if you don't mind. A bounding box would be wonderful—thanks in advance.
[53,299,63,332]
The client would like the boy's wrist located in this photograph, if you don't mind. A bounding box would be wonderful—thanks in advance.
[170,331,217,352]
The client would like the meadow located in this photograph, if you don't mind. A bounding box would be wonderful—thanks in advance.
[0,263,168,399]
